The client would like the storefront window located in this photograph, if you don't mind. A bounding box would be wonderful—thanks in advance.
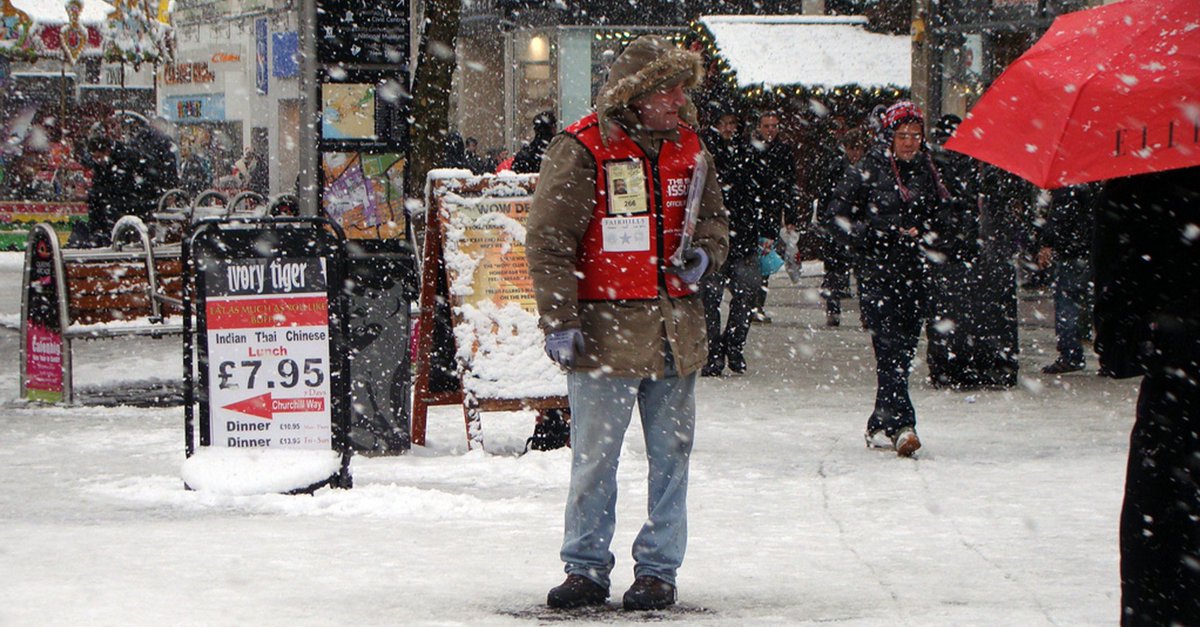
[511,29,555,149]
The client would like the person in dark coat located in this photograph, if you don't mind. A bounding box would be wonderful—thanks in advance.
[745,110,801,324]
[442,132,469,169]
[1037,183,1097,373]
[511,110,556,174]
[829,101,959,457]
[700,110,759,376]
[815,126,869,327]
[127,119,179,219]
[179,144,213,194]
[924,114,1020,389]
[462,137,491,175]
[76,134,139,248]
[1093,166,1200,627]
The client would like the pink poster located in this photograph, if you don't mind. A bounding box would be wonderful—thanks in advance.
[25,322,63,402]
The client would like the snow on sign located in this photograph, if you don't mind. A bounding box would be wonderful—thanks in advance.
[413,171,568,448]
[204,257,334,450]
[183,217,352,493]
[436,175,565,402]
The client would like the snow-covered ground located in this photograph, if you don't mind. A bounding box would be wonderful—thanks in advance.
[0,252,1134,625]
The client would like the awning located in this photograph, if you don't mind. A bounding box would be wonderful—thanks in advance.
[699,15,912,89]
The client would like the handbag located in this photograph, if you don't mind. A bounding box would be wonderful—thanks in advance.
[759,237,784,276]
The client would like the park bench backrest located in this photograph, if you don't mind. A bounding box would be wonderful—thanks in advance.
[63,257,184,325]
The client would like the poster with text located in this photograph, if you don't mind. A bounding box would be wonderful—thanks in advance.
[204,257,334,450]
[441,196,535,313]
[22,227,63,402]
[438,186,564,400]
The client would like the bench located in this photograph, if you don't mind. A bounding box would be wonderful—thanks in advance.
[18,189,299,403]
[19,218,185,403]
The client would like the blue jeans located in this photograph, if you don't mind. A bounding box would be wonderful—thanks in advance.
[561,361,697,589]
[1054,258,1091,365]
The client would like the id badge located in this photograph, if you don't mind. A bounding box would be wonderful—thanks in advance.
[601,216,651,252]
[605,160,648,215]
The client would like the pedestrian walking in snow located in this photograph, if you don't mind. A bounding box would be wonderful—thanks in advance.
[815,125,869,327]
[1093,166,1200,626]
[1036,183,1097,374]
[700,110,758,376]
[510,110,556,174]
[745,110,800,324]
[924,114,1020,388]
[525,35,728,611]
[829,100,957,457]
[75,134,140,248]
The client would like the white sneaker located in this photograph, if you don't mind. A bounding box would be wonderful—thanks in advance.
[864,429,892,449]
[894,427,921,457]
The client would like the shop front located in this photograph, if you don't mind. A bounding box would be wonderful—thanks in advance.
[0,0,164,248]
[915,0,1100,120]
[161,91,241,191]
[493,26,684,152]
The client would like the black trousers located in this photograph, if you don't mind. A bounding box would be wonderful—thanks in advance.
[860,277,925,436]
[1120,369,1200,626]
[701,255,759,362]
[821,239,853,314]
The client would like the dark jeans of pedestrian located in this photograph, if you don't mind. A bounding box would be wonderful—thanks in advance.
[1120,368,1200,626]
[701,255,759,362]
[1053,257,1091,365]
[821,240,853,315]
[860,281,924,436]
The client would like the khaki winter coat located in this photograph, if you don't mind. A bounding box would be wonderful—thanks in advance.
[525,108,729,378]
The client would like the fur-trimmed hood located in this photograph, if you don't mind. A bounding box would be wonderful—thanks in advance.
[594,35,704,144]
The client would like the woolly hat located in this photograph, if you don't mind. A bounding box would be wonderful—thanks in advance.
[594,35,704,143]
[882,100,925,132]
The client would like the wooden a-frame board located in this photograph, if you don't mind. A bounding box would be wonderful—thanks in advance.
[411,172,568,448]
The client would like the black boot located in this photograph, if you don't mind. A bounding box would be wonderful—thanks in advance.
[623,575,676,610]
[726,352,746,374]
[525,409,570,452]
[547,574,608,609]
[1042,358,1084,374]
[701,353,724,377]
[826,299,841,327]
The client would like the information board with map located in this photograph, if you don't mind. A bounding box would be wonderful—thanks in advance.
[321,83,376,140]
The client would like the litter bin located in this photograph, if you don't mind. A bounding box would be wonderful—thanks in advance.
[345,238,417,455]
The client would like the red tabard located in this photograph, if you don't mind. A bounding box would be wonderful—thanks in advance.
[564,113,702,301]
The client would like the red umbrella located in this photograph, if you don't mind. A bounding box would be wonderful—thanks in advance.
[945,0,1200,189]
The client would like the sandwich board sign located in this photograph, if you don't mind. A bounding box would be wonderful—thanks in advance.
[182,217,352,493]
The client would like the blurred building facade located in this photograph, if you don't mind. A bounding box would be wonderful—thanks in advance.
[165,0,301,195]
[450,0,908,156]
[911,0,1115,122]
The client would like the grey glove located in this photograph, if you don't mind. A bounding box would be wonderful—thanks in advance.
[544,328,584,368]
[667,247,709,285]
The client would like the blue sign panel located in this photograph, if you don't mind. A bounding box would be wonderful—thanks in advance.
[162,94,227,123]
[272,32,299,78]
[255,18,269,95]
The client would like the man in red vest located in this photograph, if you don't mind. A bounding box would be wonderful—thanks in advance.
[526,35,729,611]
